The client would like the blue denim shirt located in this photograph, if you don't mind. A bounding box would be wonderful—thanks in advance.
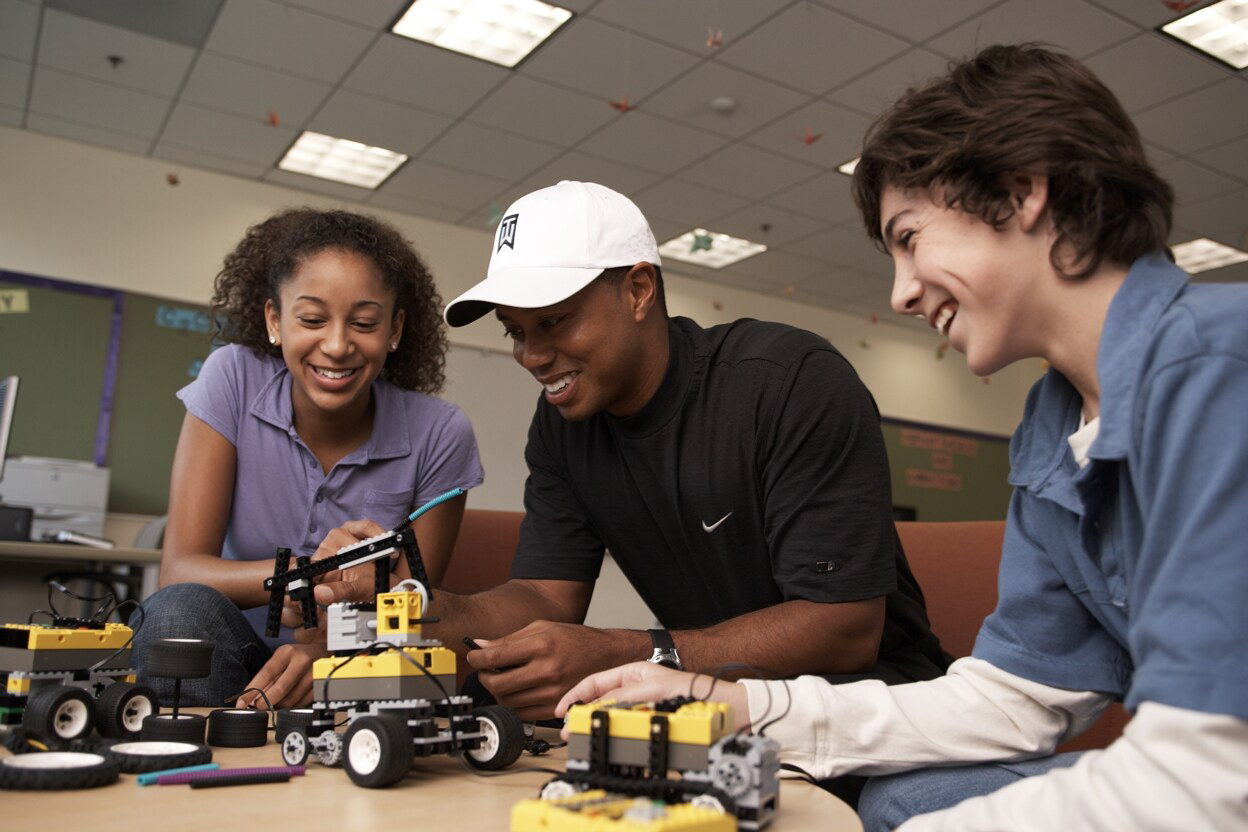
[973,254,1248,721]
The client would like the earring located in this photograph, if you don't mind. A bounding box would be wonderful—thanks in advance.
[269,335,277,345]
[389,343,398,351]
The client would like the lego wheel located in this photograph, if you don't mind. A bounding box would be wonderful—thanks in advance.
[690,794,728,814]
[144,638,214,679]
[540,778,587,799]
[23,686,96,746]
[343,715,411,788]
[207,708,269,747]
[315,729,343,767]
[104,741,213,774]
[95,681,159,740]
[465,705,524,771]
[141,712,207,744]
[280,728,310,766]
[275,708,316,744]
[0,752,119,790]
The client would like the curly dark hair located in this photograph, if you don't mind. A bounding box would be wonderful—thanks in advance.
[211,208,446,393]
[852,44,1173,278]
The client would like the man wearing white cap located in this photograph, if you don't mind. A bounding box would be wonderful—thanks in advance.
[331,182,949,732]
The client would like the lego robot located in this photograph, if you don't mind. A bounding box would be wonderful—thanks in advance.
[541,698,781,831]
[512,790,736,832]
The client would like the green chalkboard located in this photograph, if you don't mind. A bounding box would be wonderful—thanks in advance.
[0,272,213,515]
[882,418,1013,522]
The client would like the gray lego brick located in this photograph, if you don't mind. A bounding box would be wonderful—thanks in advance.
[313,673,455,703]
[0,645,133,672]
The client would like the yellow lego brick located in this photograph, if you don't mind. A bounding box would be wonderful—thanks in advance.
[313,646,455,681]
[375,590,424,637]
[565,700,733,747]
[6,675,30,695]
[4,623,133,651]
[511,792,734,832]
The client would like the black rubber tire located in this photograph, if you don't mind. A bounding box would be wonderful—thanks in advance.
[280,728,310,766]
[207,708,268,747]
[140,713,206,744]
[23,686,96,746]
[143,638,214,679]
[275,708,317,744]
[95,682,159,740]
[0,752,119,790]
[104,741,212,774]
[343,715,411,788]
[464,705,525,771]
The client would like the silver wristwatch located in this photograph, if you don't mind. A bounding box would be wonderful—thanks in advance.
[647,628,682,670]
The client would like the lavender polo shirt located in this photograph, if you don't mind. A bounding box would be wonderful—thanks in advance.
[177,344,483,647]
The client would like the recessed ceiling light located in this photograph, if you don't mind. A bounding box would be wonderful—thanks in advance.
[278,131,408,189]
[1160,0,1248,70]
[658,229,768,269]
[391,0,572,68]
[1171,237,1248,274]
[838,157,859,176]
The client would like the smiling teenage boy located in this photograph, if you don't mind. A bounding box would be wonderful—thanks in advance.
[337,181,950,732]
[556,46,1248,831]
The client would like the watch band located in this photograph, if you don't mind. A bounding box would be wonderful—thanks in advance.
[647,628,683,670]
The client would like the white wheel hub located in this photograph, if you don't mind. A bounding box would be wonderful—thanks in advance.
[53,698,89,738]
[110,742,197,755]
[468,716,499,762]
[348,728,382,775]
[2,752,102,770]
[281,732,307,765]
[540,780,580,800]
[691,794,726,814]
[121,696,154,731]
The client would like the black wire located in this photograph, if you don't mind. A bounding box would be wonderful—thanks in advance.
[44,578,115,620]
[226,687,277,730]
[754,678,794,737]
[26,609,56,624]
[87,599,143,675]
[779,762,821,785]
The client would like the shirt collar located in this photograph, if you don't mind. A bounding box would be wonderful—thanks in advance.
[249,368,411,464]
[611,317,697,438]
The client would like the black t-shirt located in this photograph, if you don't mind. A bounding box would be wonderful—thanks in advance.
[513,317,949,682]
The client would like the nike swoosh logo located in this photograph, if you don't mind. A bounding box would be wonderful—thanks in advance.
[702,513,732,533]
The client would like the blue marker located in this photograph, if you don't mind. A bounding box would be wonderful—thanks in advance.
[392,487,465,532]
[137,762,220,786]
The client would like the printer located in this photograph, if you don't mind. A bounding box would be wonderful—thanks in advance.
[0,457,109,541]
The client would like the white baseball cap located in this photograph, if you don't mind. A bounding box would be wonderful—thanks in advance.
[444,180,661,327]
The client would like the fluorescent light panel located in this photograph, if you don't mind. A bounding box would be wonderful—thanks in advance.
[278,131,407,189]
[838,157,859,176]
[392,0,572,68]
[1161,0,1248,70]
[1172,237,1248,274]
[659,229,768,269]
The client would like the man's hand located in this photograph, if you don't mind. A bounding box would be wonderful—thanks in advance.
[278,519,390,632]
[237,643,329,710]
[465,621,648,721]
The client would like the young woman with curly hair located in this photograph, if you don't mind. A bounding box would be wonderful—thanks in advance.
[136,208,482,709]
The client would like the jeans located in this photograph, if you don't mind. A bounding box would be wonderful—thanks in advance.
[857,752,1085,831]
[131,583,273,707]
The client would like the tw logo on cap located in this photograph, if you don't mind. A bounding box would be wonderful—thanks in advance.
[497,214,518,252]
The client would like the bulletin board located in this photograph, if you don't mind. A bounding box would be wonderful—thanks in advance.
[881,417,1013,522]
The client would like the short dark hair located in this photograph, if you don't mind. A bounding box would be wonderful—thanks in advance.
[600,264,667,314]
[211,208,446,393]
[853,44,1173,278]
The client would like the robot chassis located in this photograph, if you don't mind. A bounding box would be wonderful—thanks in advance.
[264,527,524,788]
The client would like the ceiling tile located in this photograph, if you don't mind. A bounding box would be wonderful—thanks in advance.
[343,34,507,118]
[26,112,152,155]
[705,202,827,248]
[1083,0,1185,28]
[783,222,882,269]
[457,182,537,230]
[468,75,616,146]
[519,17,700,103]
[420,121,562,181]
[820,0,1000,44]
[826,47,948,118]
[205,0,375,82]
[264,167,377,201]
[0,103,21,126]
[632,178,748,226]
[38,9,195,97]
[794,263,884,301]
[586,0,790,53]
[744,99,871,169]
[1156,157,1242,206]
[575,110,724,175]
[766,170,860,225]
[1193,135,1248,184]
[926,0,1136,60]
[365,190,468,225]
[1133,79,1248,155]
[0,55,28,109]
[728,248,827,285]
[0,0,40,62]
[640,59,809,139]
[1190,259,1248,284]
[285,0,409,28]
[524,151,663,196]
[717,3,910,96]
[1174,186,1248,243]
[159,100,296,163]
[44,0,223,49]
[379,159,510,210]
[29,66,169,138]
[180,52,332,125]
[679,142,821,201]
[153,141,271,178]
[1084,32,1226,114]
[309,88,453,157]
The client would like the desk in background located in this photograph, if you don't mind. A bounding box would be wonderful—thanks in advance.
[0,540,161,619]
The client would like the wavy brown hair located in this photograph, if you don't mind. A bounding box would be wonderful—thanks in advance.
[211,208,446,393]
[853,44,1173,278]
